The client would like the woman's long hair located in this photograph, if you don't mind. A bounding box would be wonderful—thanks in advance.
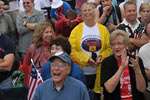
[32,22,54,47]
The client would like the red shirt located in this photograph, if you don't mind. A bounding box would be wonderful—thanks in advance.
[55,17,82,37]
[117,60,133,100]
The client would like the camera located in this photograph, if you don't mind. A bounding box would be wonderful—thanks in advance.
[92,52,97,61]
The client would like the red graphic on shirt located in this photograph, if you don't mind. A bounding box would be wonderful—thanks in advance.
[0,48,5,53]
[118,60,133,100]
[81,37,101,52]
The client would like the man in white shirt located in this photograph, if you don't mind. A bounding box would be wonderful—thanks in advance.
[117,0,148,55]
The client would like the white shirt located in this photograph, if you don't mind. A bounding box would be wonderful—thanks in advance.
[40,0,51,8]
[139,42,150,91]
[81,23,101,75]
[4,0,19,12]
[121,18,141,34]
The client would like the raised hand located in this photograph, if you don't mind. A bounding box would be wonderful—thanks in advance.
[129,55,140,71]
[120,48,129,69]
[103,6,110,15]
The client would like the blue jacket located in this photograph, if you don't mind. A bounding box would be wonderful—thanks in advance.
[41,61,86,84]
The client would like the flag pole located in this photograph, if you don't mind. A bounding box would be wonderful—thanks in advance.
[30,59,43,81]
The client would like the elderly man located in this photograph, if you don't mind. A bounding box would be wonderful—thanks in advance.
[117,0,148,55]
[33,52,90,100]
[0,31,15,89]
[16,0,45,61]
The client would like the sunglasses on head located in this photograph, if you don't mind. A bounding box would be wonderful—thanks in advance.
[64,17,81,23]
[23,2,31,4]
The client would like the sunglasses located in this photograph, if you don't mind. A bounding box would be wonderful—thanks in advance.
[23,2,31,4]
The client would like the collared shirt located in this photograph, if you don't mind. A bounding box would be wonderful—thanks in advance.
[121,19,142,33]
[16,9,45,53]
[119,19,145,55]
[33,76,90,100]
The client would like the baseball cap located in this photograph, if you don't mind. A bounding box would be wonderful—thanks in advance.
[51,0,63,9]
[49,52,71,66]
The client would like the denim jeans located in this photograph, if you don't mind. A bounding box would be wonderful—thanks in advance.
[19,52,26,62]
[0,76,13,89]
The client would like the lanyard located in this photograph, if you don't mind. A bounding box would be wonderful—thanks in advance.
[56,5,64,19]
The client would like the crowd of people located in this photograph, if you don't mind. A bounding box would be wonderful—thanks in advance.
[0,0,150,100]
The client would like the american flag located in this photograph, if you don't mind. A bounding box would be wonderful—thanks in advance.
[27,59,43,100]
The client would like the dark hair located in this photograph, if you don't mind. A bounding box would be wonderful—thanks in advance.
[65,10,77,20]
[50,36,71,55]
[31,0,34,3]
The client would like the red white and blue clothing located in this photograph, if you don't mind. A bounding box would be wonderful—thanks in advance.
[117,19,146,56]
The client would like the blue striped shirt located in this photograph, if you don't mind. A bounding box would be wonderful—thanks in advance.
[33,76,90,100]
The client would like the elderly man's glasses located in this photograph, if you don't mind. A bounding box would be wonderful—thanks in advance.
[23,2,31,4]
[51,62,69,68]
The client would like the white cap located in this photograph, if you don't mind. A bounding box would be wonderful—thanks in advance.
[51,0,63,9]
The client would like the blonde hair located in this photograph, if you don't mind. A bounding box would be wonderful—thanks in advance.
[81,2,95,21]
[32,22,54,47]
[81,2,95,13]
[0,1,4,5]
[110,30,129,46]
[139,2,150,12]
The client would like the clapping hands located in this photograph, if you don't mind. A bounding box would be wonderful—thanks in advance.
[120,48,129,70]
